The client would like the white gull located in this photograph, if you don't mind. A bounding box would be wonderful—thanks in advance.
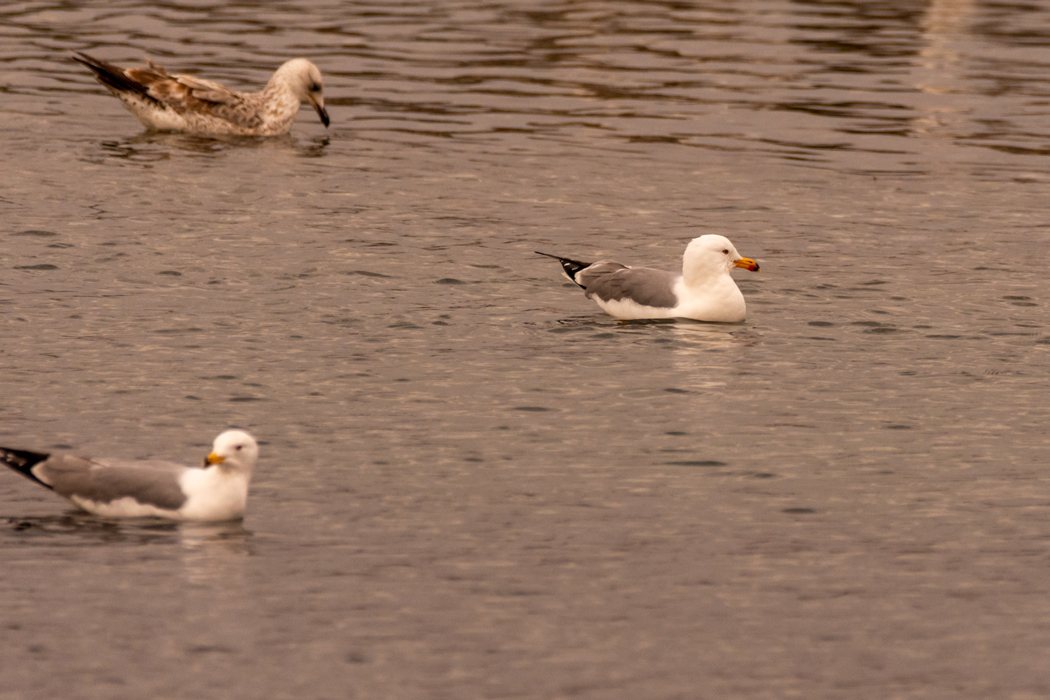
[537,234,760,322]
[0,429,258,521]
[72,52,329,136]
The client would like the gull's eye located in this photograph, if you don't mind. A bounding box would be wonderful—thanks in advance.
[309,83,321,92]
[722,249,729,254]
[235,445,243,451]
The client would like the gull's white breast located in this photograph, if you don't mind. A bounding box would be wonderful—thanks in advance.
[177,468,250,521]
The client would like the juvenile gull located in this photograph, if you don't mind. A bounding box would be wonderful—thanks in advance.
[537,234,760,322]
[72,52,329,136]
[0,429,258,521]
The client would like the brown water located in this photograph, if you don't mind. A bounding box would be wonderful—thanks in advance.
[2,1,1050,698]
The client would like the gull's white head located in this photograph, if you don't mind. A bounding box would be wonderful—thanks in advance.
[204,429,259,474]
[682,234,760,282]
[272,58,329,127]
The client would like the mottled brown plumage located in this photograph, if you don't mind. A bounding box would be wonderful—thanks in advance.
[72,52,329,136]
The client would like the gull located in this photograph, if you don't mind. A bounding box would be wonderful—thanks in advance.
[0,429,258,521]
[537,234,760,322]
[71,52,329,136]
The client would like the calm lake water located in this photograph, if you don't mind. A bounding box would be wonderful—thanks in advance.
[2,1,1050,698]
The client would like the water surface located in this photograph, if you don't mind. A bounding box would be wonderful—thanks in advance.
[2,1,1050,698]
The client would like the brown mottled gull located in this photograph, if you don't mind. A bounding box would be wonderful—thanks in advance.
[537,234,760,322]
[1,429,258,521]
[72,52,329,136]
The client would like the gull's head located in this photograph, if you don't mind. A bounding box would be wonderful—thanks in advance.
[683,234,760,278]
[203,429,259,474]
[274,58,329,127]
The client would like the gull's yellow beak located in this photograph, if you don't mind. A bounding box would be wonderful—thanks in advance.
[203,452,225,467]
[734,257,760,272]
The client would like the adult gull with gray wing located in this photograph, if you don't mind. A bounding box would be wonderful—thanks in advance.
[0,429,258,521]
[537,234,760,322]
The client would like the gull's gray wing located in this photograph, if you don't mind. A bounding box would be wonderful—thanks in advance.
[33,455,189,511]
[578,264,680,309]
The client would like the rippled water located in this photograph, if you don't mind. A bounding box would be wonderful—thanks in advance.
[2,1,1050,698]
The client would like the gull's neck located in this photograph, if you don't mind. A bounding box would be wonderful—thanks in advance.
[681,258,729,290]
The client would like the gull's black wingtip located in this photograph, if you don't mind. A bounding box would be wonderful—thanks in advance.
[535,251,592,288]
[70,51,159,103]
[535,250,589,266]
[70,50,105,70]
[0,447,53,490]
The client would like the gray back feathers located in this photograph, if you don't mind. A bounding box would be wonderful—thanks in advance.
[36,456,189,511]
[578,264,680,309]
